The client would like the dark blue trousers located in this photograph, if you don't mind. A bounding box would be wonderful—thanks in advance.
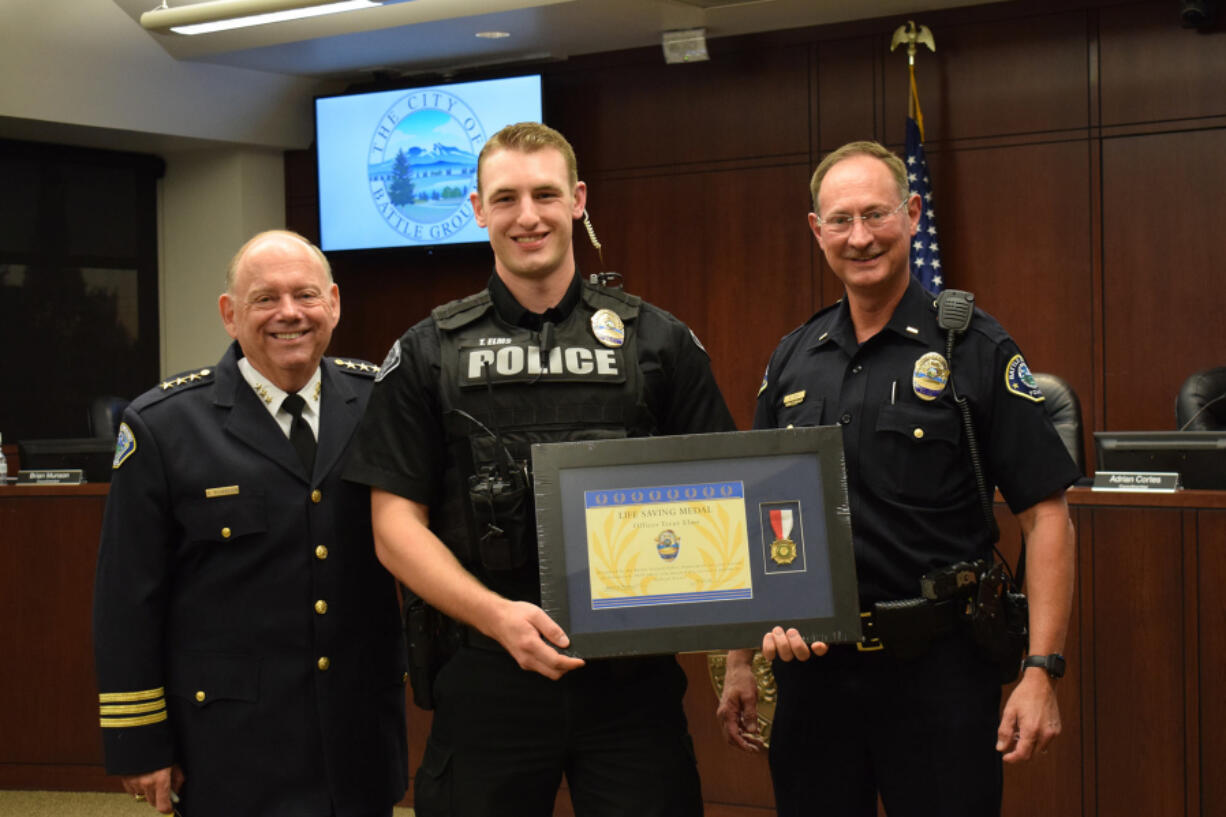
[768,634,1003,817]
[414,647,702,817]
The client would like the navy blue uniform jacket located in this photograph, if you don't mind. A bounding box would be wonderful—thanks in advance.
[93,342,408,817]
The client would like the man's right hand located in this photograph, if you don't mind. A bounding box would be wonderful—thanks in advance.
[762,625,827,662]
[122,765,184,814]
[486,599,585,680]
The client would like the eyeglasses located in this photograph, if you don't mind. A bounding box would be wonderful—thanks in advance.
[816,199,908,236]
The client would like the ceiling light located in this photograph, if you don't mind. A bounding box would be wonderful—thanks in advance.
[140,0,410,36]
[475,30,511,39]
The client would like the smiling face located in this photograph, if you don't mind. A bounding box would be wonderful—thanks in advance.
[471,146,587,287]
[219,233,340,393]
[809,153,921,300]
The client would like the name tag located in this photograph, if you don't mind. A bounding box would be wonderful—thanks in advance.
[1091,471,1180,493]
[205,485,241,498]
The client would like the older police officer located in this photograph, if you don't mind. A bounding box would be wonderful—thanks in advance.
[94,230,407,816]
[718,142,1079,816]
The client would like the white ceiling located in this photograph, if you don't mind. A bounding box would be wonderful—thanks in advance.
[111,0,1000,81]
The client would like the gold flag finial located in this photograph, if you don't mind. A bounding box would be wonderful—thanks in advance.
[890,20,935,67]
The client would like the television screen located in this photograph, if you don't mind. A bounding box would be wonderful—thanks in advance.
[315,74,543,252]
[1093,430,1226,490]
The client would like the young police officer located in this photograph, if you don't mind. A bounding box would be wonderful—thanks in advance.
[345,122,735,817]
[717,141,1080,816]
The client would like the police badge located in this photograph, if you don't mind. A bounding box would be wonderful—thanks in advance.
[590,308,625,348]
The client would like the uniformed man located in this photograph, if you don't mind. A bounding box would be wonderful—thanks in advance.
[717,141,1080,816]
[344,122,735,817]
[93,230,408,816]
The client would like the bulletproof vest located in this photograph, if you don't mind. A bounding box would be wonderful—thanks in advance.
[432,281,657,601]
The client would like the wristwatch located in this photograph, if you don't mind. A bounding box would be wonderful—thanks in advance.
[1021,653,1066,679]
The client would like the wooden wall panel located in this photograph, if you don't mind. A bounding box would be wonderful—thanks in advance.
[548,45,811,174]
[1198,510,1226,812]
[882,10,1091,143]
[817,36,878,151]
[1090,507,1187,816]
[935,140,1096,463]
[1100,3,1226,125]
[0,491,107,766]
[1101,128,1226,431]
[584,164,815,429]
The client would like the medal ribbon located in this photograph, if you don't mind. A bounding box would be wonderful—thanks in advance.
[769,508,793,540]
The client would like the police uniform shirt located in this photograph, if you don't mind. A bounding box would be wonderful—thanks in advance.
[754,277,1081,605]
[345,271,736,516]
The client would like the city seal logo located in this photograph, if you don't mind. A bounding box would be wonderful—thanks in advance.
[655,529,681,562]
[368,90,486,244]
[1004,354,1045,403]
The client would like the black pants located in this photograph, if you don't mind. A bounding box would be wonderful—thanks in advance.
[414,647,703,817]
[768,634,1003,817]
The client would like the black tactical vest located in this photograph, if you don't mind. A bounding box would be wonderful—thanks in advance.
[432,281,658,601]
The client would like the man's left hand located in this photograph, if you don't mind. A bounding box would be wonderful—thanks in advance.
[996,669,1061,762]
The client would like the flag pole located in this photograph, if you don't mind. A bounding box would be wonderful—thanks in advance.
[890,20,944,294]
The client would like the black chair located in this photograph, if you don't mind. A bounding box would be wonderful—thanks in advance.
[1175,366,1226,431]
[1032,372,1084,474]
[88,395,130,440]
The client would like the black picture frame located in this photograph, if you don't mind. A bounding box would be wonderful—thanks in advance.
[531,426,861,658]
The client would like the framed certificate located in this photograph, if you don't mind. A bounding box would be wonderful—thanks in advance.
[532,426,861,658]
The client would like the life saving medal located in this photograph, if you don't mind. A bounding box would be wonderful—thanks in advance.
[656,529,680,561]
[912,351,950,402]
[768,508,798,565]
[590,308,625,348]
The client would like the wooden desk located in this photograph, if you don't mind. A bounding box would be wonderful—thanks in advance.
[3,485,1223,816]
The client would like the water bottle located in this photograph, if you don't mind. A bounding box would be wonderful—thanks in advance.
[0,432,8,485]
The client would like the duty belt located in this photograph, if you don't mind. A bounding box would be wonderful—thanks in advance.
[856,597,968,660]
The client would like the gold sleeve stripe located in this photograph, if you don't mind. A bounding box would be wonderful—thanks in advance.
[100,700,165,716]
[99,711,168,729]
[99,687,165,703]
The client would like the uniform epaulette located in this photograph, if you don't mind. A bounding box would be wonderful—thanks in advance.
[433,291,494,331]
[130,367,215,410]
[329,357,380,377]
[581,280,641,319]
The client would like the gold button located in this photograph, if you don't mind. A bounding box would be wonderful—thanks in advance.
[314,600,328,615]
[195,691,205,702]
[402,671,409,684]
[221,527,231,539]
[913,428,925,439]
[311,489,322,504]
[317,657,330,671]
[315,545,328,560]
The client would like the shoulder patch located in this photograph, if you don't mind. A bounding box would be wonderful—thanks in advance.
[757,368,769,398]
[374,341,401,383]
[331,357,379,377]
[1004,354,1045,403]
[113,422,137,470]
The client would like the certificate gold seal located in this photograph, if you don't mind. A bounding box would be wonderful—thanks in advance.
[590,309,625,348]
[655,529,680,561]
[912,351,949,401]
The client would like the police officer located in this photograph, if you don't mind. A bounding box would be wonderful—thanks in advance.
[717,141,1080,816]
[93,230,408,816]
[345,122,735,817]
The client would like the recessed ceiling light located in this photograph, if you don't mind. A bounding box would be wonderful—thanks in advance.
[475,30,511,39]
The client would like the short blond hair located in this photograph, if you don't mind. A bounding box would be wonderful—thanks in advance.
[225,230,332,292]
[809,141,909,213]
[476,122,579,196]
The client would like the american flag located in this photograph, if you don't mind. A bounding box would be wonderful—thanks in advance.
[905,116,943,294]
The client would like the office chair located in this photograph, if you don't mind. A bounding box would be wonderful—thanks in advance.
[88,395,130,440]
[1032,372,1084,474]
[1175,366,1226,431]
